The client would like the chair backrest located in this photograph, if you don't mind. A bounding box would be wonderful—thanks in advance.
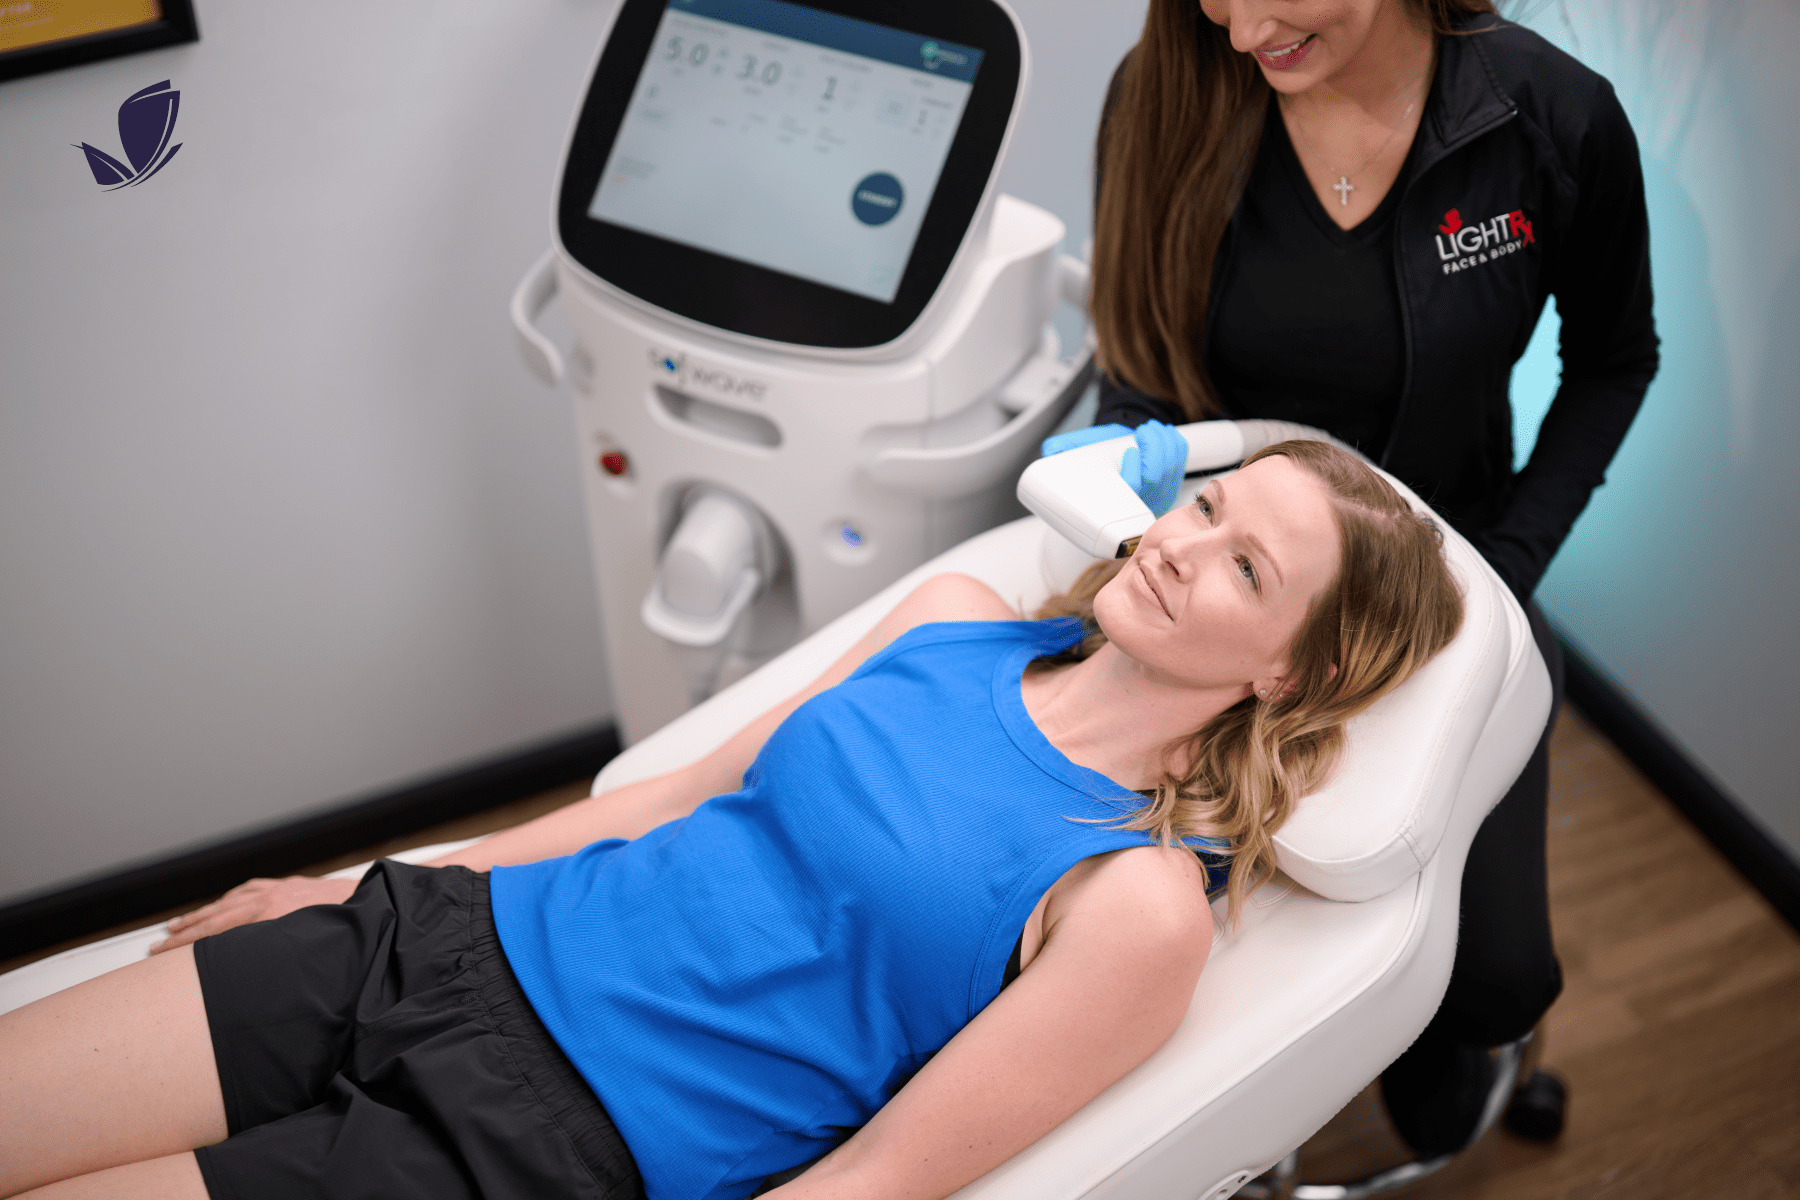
[1266,477,1533,901]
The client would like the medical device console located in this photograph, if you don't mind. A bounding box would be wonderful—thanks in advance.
[519,0,1087,743]
[558,0,1021,347]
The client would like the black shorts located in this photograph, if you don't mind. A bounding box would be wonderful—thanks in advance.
[191,860,644,1200]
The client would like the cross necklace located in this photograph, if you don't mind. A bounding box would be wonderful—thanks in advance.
[1283,87,1423,208]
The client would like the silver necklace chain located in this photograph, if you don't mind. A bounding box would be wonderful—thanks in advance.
[1283,86,1424,207]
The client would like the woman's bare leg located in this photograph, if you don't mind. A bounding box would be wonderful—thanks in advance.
[0,944,227,1196]
[11,1152,208,1200]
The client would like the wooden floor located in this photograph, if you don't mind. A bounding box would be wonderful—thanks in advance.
[1294,710,1800,1199]
[8,710,1799,1197]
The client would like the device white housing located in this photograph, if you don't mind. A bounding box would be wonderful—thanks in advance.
[517,192,1088,742]
[507,0,1108,742]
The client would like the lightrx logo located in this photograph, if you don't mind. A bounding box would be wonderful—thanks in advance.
[1434,207,1534,275]
[74,81,183,189]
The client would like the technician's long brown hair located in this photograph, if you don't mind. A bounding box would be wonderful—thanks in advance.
[1033,441,1464,924]
[1090,0,1497,419]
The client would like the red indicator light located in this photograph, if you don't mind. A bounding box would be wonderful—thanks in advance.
[599,450,629,477]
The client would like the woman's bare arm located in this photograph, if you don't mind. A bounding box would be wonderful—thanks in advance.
[766,845,1213,1200]
[152,573,1015,952]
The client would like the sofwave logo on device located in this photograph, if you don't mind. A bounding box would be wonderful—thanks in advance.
[919,41,968,70]
[74,81,183,189]
[646,347,768,400]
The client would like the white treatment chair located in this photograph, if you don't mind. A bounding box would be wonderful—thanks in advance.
[592,451,1549,1199]
[0,438,1549,1200]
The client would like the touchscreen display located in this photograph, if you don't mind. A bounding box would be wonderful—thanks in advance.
[587,0,983,304]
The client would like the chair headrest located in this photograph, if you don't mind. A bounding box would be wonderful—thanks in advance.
[1035,464,1542,903]
[1269,482,1533,901]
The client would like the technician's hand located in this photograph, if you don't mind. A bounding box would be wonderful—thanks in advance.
[1041,419,1188,516]
[149,874,358,954]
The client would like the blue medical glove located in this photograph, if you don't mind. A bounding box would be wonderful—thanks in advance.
[1118,420,1187,516]
[1040,421,1187,516]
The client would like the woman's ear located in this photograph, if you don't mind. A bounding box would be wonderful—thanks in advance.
[1255,663,1337,702]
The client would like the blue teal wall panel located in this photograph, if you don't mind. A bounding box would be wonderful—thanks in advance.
[1511,1,1800,858]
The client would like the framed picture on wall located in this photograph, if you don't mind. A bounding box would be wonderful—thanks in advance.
[0,0,198,84]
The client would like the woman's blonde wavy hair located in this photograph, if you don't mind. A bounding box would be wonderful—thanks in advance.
[1031,441,1464,922]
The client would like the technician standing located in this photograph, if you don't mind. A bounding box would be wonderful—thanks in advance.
[1078,0,1658,1156]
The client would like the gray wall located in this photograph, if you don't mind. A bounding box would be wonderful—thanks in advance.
[0,3,617,904]
[996,0,1146,267]
[0,0,1150,907]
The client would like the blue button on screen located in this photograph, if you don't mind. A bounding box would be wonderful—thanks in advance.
[851,172,904,226]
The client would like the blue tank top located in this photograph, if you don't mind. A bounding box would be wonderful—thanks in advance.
[491,618,1226,1200]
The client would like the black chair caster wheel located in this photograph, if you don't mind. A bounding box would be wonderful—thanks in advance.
[1503,1069,1567,1141]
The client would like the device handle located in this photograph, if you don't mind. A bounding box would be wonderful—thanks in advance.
[510,248,565,386]
[862,346,1096,497]
[641,567,762,648]
[1016,419,1359,559]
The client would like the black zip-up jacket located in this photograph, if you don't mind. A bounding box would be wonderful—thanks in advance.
[1096,15,1660,599]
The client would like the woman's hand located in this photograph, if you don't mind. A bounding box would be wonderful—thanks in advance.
[149,875,358,954]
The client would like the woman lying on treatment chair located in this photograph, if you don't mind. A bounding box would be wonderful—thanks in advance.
[1,441,1462,1200]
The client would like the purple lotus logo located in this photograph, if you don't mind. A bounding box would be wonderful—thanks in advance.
[74,81,183,189]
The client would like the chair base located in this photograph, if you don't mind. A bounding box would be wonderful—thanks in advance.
[1502,1069,1568,1142]
[1238,1034,1532,1200]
